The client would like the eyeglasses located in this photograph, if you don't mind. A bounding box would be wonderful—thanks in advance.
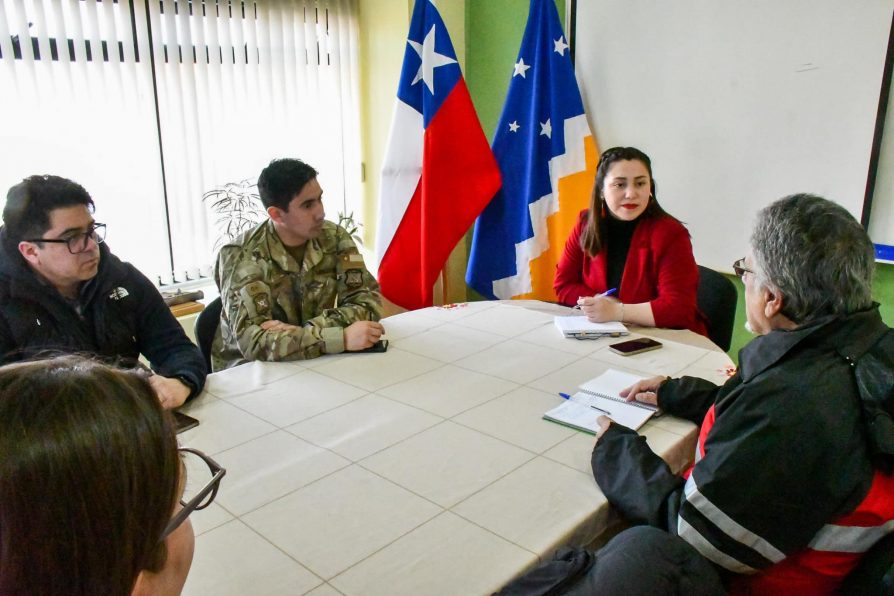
[732,257,754,279]
[161,447,226,541]
[25,223,106,254]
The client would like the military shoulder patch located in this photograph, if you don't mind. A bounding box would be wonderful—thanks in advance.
[345,269,363,288]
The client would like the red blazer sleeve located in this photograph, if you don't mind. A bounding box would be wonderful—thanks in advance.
[554,210,597,305]
[639,218,705,334]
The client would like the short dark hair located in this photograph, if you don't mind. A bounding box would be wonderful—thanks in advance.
[0,356,180,595]
[257,158,319,211]
[3,175,95,247]
[580,146,671,256]
[750,193,875,324]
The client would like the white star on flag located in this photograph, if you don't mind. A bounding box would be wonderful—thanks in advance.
[539,118,552,138]
[513,58,531,78]
[509,121,520,132]
[409,24,457,94]
[554,36,569,55]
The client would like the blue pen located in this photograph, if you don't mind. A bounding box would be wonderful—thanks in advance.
[558,392,572,399]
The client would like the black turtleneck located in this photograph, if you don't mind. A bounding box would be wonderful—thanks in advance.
[605,215,640,292]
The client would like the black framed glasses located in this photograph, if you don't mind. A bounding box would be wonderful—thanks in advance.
[25,223,106,254]
[161,447,226,541]
[732,257,754,279]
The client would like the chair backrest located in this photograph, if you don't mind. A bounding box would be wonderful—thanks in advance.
[194,296,222,372]
[696,266,738,352]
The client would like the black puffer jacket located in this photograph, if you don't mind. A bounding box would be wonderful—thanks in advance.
[0,228,206,397]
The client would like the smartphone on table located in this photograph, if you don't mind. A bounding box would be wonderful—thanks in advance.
[173,410,200,433]
[360,339,389,353]
[609,337,663,356]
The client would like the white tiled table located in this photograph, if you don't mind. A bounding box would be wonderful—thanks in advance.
[180,300,734,596]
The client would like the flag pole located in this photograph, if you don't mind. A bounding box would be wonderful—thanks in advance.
[441,266,449,305]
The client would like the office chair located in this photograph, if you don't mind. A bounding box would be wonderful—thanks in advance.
[696,266,738,352]
[194,296,222,372]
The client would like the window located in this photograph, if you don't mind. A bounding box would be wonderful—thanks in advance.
[0,0,361,283]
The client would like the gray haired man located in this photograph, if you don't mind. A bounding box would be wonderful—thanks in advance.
[587,194,894,593]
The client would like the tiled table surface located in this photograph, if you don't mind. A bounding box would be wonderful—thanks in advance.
[180,300,734,596]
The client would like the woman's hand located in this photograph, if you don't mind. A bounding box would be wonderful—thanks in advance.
[577,296,622,323]
[618,375,668,407]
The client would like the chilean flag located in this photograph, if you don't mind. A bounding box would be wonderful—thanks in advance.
[375,0,501,311]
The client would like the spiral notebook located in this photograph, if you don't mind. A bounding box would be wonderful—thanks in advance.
[553,315,628,339]
[544,369,657,432]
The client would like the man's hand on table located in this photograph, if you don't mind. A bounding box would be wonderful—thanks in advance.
[149,374,192,410]
[618,375,668,407]
[259,319,386,353]
[344,321,385,351]
[595,375,669,441]
[260,319,300,332]
[594,415,612,440]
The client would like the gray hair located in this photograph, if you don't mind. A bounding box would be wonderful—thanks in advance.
[750,193,875,324]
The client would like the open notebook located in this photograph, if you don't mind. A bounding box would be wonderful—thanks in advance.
[553,315,628,339]
[544,369,658,433]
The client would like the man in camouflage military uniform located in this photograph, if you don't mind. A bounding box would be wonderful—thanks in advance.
[212,158,384,371]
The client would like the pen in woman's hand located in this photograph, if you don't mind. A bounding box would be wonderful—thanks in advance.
[575,288,617,309]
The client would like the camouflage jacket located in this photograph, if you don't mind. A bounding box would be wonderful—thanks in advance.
[212,220,382,370]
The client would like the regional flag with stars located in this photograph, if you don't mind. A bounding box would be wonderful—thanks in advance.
[375,0,501,311]
[466,0,598,301]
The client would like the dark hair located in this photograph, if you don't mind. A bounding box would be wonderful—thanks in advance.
[257,158,319,211]
[0,356,180,595]
[3,175,95,248]
[580,146,670,257]
[750,193,875,324]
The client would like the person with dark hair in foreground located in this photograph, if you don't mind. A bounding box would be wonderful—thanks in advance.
[554,146,707,336]
[0,175,207,409]
[589,194,894,593]
[0,356,224,595]
[212,157,383,371]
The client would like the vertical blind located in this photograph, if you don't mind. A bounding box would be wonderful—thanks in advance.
[0,0,361,283]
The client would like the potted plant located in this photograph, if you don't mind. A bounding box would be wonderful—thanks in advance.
[203,179,265,250]
[337,210,365,247]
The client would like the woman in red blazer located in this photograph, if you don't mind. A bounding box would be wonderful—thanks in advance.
[554,147,708,336]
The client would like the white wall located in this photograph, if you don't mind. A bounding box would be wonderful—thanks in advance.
[574,0,893,271]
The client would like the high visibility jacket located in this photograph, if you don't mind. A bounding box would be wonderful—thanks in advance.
[689,405,894,594]
[593,306,894,595]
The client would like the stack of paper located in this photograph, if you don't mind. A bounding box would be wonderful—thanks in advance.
[553,315,628,339]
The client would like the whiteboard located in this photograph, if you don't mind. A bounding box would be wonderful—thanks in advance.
[870,70,894,257]
[574,1,893,272]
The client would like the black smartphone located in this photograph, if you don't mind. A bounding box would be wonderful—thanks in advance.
[173,410,200,433]
[608,337,663,356]
[360,339,389,353]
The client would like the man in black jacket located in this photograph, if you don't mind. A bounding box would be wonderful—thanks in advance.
[591,194,894,593]
[0,175,206,408]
